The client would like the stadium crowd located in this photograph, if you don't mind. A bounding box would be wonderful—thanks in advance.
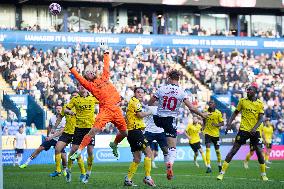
[0,43,203,135]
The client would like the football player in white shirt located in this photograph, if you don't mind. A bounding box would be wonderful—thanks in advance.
[144,106,168,169]
[148,70,207,180]
[13,126,27,166]
[19,106,67,172]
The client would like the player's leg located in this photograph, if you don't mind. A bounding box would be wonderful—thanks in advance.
[244,144,255,169]
[61,150,67,176]
[50,140,67,177]
[198,146,207,167]
[20,142,48,168]
[156,132,168,167]
[125,151,141,186]
[143,146,156,187]
[213,138,222,172]
[110,110,128,157]
[205,135,212,173]
[265,143,272,164]
[13,150,18,166]
[82,143,94,184]
[252,132,268,181]
[17,151,23,166]
[217,130,247,180]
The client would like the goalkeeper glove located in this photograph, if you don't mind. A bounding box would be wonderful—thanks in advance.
[57,54,72,69]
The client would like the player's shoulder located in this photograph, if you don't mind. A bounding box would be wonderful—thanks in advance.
[215,109,222,114]
[130,97,140,103]
[255,98,264,105]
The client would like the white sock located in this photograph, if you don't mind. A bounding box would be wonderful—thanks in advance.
[207,164,211,168]
[168,147,176,164]
[18,155,23,164]
[261,172,266,176]
[25,157,33,165]
[218,162,222,166]
[87,171,91,175]
[164,154,169,164]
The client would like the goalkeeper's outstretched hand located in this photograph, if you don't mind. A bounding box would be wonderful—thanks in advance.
[57,54,72,69]
[100,42,109,54]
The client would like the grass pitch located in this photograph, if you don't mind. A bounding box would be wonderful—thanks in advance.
[4,161,284,189]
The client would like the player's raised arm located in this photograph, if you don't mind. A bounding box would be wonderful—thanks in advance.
[102,51,110,80]
[184,99,207,119]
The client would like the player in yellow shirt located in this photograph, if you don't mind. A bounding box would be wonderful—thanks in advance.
[185,116,207,168]
[217,84,268,181]
[124,87,155,187]
[243,123,264,169]
[48,91,87,181]
[203,100,224,173]
[65,83,99,184]
[262,118,274,164]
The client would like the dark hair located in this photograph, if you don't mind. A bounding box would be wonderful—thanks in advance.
[168,70,180,81]
[134,87,145,93]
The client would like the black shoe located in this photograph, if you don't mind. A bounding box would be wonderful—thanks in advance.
[218,165,222,173]
[206,167,212,173]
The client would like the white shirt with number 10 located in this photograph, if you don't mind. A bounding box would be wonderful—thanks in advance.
[154,84,187,117]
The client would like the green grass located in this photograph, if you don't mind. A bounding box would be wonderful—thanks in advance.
[4,161,284,189]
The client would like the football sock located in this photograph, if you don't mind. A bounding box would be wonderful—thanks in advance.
[220,161,229,174]
[201,152,207,166]
[194,154,197,162]
[127,162,139,180]
[245,152,252,162]
[265,153,269,162]
[168,147,176,164]
[77,155,86,175]
[67,154,73,170]
[25,156,33,165]
[18,155,22,164]
[144,157,152,177]
[87,155,94,173]
[260,163,266,175]
[78,134,92,151]
[163,154,169,164]
[206,148,211,167]
[114,132,124,144]
[55,153,62,173]
[216,149,222,165]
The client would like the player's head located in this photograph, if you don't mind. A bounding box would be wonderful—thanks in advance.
[246,83,258,99]
[264,118,270,126]
[192,116,198,124]
[208,100,216,111]
[77,83,88,97]
[167,70,180,84]
[19,126,24,134]
[134,87,146,101]
[84,70,97,81]
[55,105,62,114]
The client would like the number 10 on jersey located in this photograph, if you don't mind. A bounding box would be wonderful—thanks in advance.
[162,96,177,111]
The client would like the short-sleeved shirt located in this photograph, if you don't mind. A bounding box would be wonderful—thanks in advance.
[66,95,99,129]
[185,123,202,144]
[262,125,274,143]
[204,109,223,137]
[61,104,76,134]
[15,132,26,149]
[49,115,66,141]
[236,98,264,132]
[126,97,145,130]
[154,84,187,117]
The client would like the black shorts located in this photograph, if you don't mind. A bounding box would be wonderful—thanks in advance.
[190,142,201,153]
[15,148,24,154]
[40,139,66,153]
[150,141,159,151]
[144,131,167,150]
[235,130,262,147]
[58,132,73,144]
[205,134,220,147]
[153,115,177,138]
[127,129,149,152]
[266,143,272,149]
[72,127,95,146]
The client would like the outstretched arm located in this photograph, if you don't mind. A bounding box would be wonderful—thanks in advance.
[70,68,94,92]
[102,52,110,80]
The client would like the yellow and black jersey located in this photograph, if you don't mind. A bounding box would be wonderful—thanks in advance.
[204,109,223,137]
[185,123,202,144]
[126,97,145,131]
[262,124,274,144]
[236,98,264,132]
[66,95,99,129]
[61,104,76,134]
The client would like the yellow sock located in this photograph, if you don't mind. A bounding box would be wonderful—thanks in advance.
[245,152,252,162]
[144,157,152,177]
[55,153,61,173]
[221,161,229,174]
[77,155,86,175]
[67,154,73,170]
[260,163,266,174]
[127,162,139,180]
[201,152,207,166]
[206,148,211,166]
[216,149,222,165]
[265,153,269,162]
[87,155,94,173]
